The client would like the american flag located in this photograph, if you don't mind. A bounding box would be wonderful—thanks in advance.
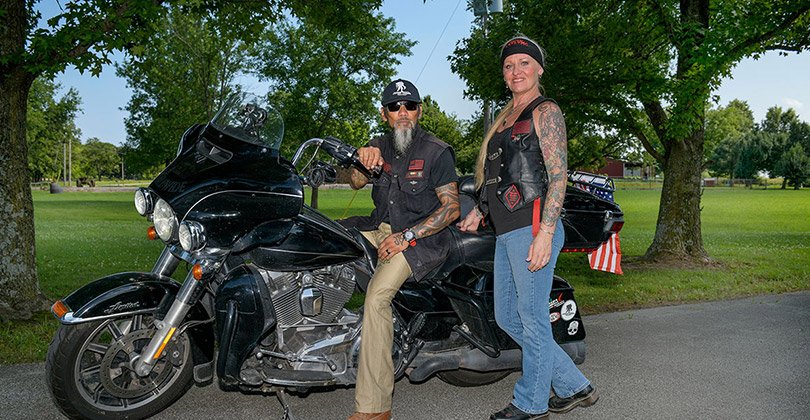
[588,233,623,274]
[573,182,590,193]
[592,187,614,202]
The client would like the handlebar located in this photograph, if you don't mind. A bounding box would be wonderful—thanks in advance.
[292,137,375,179]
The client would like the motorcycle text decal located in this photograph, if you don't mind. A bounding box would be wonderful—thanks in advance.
[567,320,580,335]
[549,312,561,323]
[103,301,141,315]
[549,292,564,309]
[561,300,577,321]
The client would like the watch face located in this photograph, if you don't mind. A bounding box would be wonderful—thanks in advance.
[404,230,415,241]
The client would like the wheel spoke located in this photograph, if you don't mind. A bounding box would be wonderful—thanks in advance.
[107,321,125,341]
[131,314,143,332]
[86,342,109,355]
[81,364,102,377]
[92,383,104,403]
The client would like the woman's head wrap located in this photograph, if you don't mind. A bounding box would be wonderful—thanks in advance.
[500,36,545,69]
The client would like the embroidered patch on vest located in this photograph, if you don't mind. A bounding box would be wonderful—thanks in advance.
[504,184,522,209]
[512,119,531,136]
[408,159,424,171]
[405,170,424,179]
[382,162,393,174]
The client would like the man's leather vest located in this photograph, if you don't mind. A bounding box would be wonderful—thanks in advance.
[484,96,556,213]
[356,125,456,281]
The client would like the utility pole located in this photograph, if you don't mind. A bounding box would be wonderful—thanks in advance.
[472,0,502,138]
[62,141,67,186]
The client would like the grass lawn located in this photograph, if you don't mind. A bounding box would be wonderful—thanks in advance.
[1,186,808,364]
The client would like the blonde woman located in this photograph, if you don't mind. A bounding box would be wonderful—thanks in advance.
[458,36,598,420]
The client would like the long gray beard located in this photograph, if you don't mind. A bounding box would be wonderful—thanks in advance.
[393,126,414,155]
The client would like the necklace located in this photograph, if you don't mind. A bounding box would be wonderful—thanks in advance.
[502,102,526,126]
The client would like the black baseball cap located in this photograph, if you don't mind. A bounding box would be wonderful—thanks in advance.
[381,79,422,106]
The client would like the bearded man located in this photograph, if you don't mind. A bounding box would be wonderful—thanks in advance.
[343,79,460,420]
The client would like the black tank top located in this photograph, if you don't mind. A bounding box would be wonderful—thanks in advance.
[485,128,534,235]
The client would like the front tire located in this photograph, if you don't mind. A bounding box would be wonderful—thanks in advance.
[46,314,193,419]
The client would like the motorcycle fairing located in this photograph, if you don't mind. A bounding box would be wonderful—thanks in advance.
[150,124,305,248]
[247,205,364,271]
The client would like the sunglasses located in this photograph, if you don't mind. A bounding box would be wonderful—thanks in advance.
[386,101,419,112]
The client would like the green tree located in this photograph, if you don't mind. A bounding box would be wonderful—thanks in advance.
[0,0,383,320]
[419,96,477,174]
[26,77,82,182]
[760,106,810,188]
[77,138,120,179]
[117,6,247,175]
[251,13,413,158]
[780,143,809,189]
[451,0,810,263]
[705,100,755,164]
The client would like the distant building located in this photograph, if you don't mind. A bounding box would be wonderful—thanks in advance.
[590,158,655,179]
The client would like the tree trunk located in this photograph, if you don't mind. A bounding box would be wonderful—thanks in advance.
[0,0,50,318]
[644,130,709,262]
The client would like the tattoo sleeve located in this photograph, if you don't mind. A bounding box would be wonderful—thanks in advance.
[411,182,461,239]
[535,103,568,230]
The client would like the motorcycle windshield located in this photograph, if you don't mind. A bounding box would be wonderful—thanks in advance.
[210,92,284,150]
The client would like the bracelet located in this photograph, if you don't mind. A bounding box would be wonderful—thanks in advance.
[539,227,554,235]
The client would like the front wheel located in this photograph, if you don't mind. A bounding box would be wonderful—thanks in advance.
[46,314,193,419]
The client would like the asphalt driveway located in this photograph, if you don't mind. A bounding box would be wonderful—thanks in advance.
[1,291,807,419]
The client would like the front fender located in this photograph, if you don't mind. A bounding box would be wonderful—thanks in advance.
[57,272,181,324]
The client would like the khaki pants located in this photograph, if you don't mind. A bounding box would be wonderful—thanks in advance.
[355,223,412,413]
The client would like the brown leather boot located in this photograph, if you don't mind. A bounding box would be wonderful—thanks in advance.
[348,411,391,420]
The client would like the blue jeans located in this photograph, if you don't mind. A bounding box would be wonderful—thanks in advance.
[493,221,590,414]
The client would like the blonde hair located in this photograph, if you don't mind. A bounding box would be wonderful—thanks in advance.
[474,100,513,190]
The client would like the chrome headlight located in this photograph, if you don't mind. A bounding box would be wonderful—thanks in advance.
[134,188,155,216]
[153,199,177,241]
[178,221,206,252]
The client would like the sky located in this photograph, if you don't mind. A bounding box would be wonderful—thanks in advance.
[43,0,810,146]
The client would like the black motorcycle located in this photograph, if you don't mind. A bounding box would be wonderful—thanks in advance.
[46,93,624,419]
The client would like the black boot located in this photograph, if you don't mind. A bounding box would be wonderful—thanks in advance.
[548,384,599,413]
[489,403,549,420]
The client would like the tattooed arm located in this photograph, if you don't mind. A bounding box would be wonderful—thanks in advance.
[411,182,461,239]
[526,101,567,271]
[377,182,461,261]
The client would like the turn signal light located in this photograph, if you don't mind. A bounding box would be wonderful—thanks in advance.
[51,300,70,318]
[147,226,158,240]
[192,264,203,280]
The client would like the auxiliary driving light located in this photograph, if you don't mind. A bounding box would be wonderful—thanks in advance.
[179,221,206,252]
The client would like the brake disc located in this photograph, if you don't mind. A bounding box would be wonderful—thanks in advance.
[98,329,173,399]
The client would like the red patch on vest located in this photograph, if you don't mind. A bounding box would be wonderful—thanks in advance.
[513,119,531,136]
[408,159,424,171]
[382,162,393,174]
[504,184,522,209]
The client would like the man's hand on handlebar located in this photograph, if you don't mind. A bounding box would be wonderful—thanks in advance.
[357,146,384,171]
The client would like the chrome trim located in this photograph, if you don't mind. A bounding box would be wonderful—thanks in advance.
[59,309,155,325]
[181,189,303,220]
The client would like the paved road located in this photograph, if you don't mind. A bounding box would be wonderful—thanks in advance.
[2,292,808,420]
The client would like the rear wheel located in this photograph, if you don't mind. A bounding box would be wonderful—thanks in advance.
[46,314,193,419]
[560,340,586,365]
[437,369,512,387]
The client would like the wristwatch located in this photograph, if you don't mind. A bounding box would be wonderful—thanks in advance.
[402,229,417,247]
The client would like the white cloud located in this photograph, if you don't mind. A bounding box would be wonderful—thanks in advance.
[783,97,804,110]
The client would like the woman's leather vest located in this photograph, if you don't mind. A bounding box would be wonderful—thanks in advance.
[483,96,556,213]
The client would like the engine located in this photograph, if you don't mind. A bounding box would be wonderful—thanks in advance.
[260,264,357,327]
